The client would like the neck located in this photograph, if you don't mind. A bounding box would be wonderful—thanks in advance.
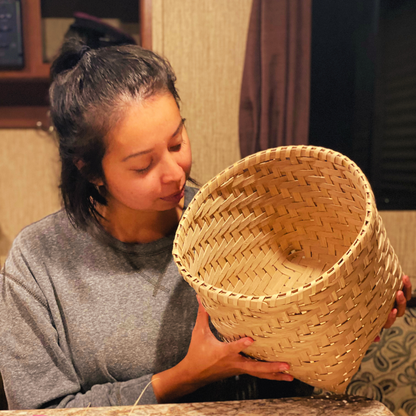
[99,203,184,244]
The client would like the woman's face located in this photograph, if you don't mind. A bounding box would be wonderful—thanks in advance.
[99,93,192,214]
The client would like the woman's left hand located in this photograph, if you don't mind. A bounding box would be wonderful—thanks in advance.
[383,274,412,329]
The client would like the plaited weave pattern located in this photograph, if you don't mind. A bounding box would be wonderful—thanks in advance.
[173,146,403,393]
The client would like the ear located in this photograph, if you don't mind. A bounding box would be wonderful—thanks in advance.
[74,159,104,187]
[74,159,84,171]
[93,179,105,187]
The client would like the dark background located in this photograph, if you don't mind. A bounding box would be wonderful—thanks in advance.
[309,0,416,210]
[41,0,139,23]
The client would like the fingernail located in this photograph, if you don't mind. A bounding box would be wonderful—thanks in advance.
[280,364,290,372]
[244,338,254,347]
[284,375,294,382]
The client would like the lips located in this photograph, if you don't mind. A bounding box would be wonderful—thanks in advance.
[160,186,185,203]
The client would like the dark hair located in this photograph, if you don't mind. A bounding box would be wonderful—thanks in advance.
[49,39,181,230]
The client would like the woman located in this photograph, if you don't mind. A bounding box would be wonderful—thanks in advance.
[0,41,411,409]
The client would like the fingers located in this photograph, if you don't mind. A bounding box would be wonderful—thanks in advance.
[192,295,293,383]
[396,290,407,317]
[251,372,294,382]
[402,275,412,301]
[224,337,293,381]
[237,358,293,381]
[383,308,397,329]
[238,358,290,374]
[265,373,294,382]
[383,275,412,329]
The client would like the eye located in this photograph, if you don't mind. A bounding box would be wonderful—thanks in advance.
[135,163,152,174]
[170,142,182,152]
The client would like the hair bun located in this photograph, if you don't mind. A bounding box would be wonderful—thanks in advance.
[78,45,91,59]
[50,39,91,79]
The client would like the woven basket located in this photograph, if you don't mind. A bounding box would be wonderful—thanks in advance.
[173,145,403,393]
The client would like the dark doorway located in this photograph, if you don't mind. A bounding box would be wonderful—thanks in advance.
[309,0,416,210]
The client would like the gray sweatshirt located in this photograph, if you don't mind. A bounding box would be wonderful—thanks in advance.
[0,186,312,410]
[0,187,200,409]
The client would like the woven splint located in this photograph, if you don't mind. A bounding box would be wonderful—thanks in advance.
[173,145,403,393]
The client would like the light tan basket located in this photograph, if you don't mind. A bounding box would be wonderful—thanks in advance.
[173,145,403,393]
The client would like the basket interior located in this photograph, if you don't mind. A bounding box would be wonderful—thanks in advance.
[181,154,368,296]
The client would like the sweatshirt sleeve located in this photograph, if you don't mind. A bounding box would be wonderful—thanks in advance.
[0,244,158,410]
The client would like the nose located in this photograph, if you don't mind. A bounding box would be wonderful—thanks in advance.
[160,152,183,185]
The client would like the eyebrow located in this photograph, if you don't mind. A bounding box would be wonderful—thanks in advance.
[122,118,185,162]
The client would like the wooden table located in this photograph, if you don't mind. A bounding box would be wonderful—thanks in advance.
[0,396,393,416]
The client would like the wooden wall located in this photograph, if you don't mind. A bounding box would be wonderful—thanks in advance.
[152,0,252,185]
[381,211,416,284]
[0,130,61,266]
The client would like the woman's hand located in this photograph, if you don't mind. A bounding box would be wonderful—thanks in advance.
[152,296,293,403]
[183,296,293,383]
[374,275,411,341]
[383,274,412,329]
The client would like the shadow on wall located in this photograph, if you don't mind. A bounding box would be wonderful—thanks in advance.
[0,227,9,409]
[0,226,11,261]
[0,375,7,410]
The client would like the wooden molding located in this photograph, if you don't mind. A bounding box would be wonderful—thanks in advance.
[140,0,152,49]
[0,106,51,129]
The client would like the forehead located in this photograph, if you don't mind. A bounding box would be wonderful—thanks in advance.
[105,94,181,153]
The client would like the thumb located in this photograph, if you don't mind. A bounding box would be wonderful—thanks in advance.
[226,336,255,354]
[194,295,210,330]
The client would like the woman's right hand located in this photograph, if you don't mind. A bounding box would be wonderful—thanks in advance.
[152,296,293,403]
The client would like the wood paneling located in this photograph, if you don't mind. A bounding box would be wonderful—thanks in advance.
[380,210,416,284]
[0,129,61,263]
[0,106,50,129]
[152,0,252,185]
[140,0,152,49]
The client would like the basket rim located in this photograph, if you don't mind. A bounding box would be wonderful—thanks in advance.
[173,145,377,305]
